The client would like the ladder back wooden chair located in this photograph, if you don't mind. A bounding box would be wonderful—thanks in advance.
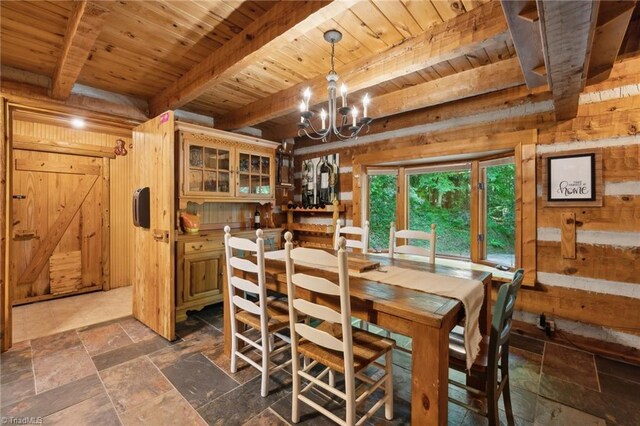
[334,220,369,253]
[448,269,525,426]
[389,222,436,263]
[224,226,291,397]
[284,232,395,426]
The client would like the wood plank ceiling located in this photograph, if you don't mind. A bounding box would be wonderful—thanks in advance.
[1,0,638,139]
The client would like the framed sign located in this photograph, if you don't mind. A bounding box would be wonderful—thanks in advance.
[541,150,602,207]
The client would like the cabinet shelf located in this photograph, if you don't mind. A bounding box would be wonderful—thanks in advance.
[286,223,334,234]
[300,241,334,249]
[282,204,345,213]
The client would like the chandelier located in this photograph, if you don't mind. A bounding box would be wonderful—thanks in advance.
[297,30,372,141]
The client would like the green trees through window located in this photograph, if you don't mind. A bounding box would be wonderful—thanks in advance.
[368,174,397,250]
[366,159,515,266]
[484,163,516,265]
[409,169,471,257]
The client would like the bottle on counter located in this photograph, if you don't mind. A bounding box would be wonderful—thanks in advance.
[254,206,261,229]
[318,156,331,206]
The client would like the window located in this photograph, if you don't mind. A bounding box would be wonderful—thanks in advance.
[364,155,516,267]
[367,170,397,251]
[480,158,515,266]
[407,164,471,258]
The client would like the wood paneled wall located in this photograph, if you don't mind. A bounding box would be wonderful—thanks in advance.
[293,79,640,341]
[12,115,134,289]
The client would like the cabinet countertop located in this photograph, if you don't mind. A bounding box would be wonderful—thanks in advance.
[176,227,284,242]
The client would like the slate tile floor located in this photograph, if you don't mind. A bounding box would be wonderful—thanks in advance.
[2,304,639,425]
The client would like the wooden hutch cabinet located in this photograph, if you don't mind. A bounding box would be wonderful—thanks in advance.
[179,128,276,201]
[132,113,283,339]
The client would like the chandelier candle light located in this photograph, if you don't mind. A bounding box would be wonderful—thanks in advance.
[298,30,372,141]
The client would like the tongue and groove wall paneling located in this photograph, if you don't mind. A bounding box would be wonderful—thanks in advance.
[11,113,134,289]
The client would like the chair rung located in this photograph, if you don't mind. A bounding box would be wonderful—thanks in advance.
[269,358,292,373]
[298,394,345,426]
[236,332,262,350]
[273,331,291,344]
[448,396,487,416]
[355,395,390,426]
[235,351,262,371]
[395,345,412,354]
[298,370,347,400]
[448,378,487,396]
[355,373,388,404]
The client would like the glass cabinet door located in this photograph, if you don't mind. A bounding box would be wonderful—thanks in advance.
[237,151,273,197]
[185,142,232,197]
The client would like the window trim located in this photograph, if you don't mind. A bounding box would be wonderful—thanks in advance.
[363,154,517,270]
[478,156,516,268]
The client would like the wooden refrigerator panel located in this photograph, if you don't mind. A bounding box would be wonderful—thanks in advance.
[132,112,176,340]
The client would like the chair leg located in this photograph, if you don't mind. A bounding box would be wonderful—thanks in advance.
[230,316,238,373]
[502,378,515,426]
[385,350,394,420]
[487,388,500,426]
[291,355,301,423]
[261,331,270,397]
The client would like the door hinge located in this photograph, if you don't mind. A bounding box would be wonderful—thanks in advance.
[477,234,484,242]
[477,182,485,190]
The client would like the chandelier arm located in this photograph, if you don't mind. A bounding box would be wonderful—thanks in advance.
[299,127,329,141]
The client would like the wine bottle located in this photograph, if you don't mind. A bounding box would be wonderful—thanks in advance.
[329,154,339,202]
[318,156,331,206]
[254,206,261,229]
[305,160,314,207]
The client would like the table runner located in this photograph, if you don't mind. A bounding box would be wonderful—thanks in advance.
[264,250,483,369]
[354,265,483,370]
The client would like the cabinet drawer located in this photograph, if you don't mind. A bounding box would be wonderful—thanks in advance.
[184,240,224,254]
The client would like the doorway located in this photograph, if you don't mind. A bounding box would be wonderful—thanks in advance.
[3,105,136,350]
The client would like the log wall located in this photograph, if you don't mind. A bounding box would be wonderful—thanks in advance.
[292,67,640,343]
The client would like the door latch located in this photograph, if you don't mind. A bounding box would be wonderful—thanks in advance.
[152,229,170,243]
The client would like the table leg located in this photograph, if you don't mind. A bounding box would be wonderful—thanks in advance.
[412,323,449,426]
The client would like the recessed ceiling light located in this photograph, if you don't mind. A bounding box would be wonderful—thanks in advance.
[71,118,86,128]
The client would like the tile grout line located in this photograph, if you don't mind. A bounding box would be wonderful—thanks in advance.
[266,394,295,425]
[77,327,125,426]
[537,342,546,396]
[29,340,38,395]
[593,353,602,393]
[200,344,245,387]
[145,354,209,425]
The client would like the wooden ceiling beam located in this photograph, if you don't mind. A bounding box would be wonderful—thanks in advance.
[369,57,525,119]
[266,58,525,141]
[216,1,510,131]
[537,0,600,120]
[500,0,548,89]
[1,79,147,123]
[51,1,113,100]
[148,1,356,117]
[587,0,636,86]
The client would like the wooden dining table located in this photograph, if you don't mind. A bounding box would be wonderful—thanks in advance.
[223,252,492,425]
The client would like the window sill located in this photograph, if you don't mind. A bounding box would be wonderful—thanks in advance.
[370,252,514,282]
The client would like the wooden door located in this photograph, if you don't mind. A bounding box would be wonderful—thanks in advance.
[11,150,103,303]
[132,112,175,340]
